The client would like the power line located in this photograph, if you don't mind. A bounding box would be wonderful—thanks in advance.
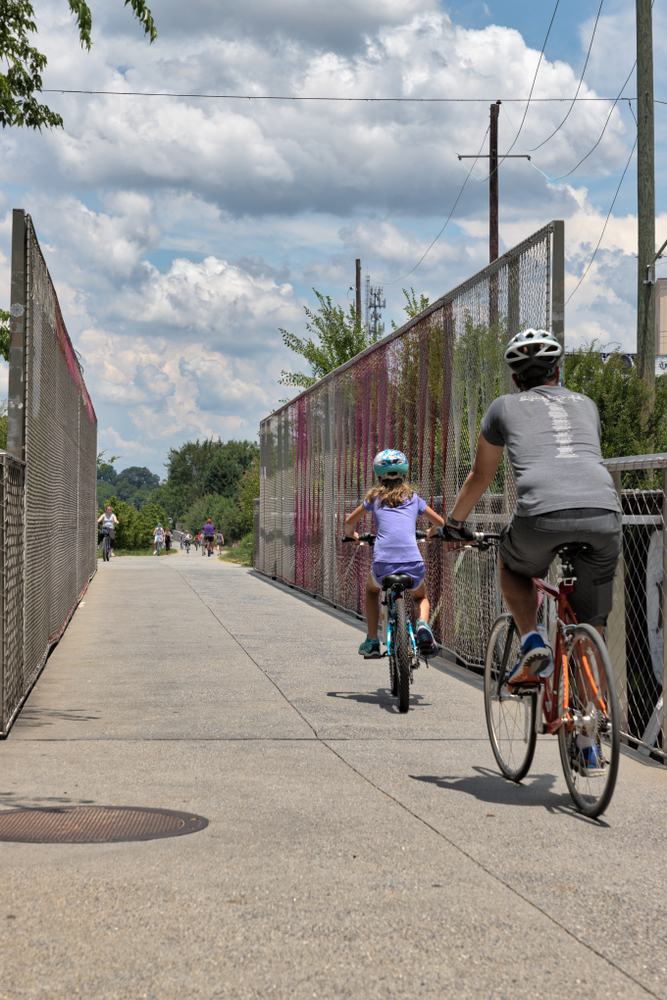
[565,136,637,305]
[501,58,636,182]
[374,126,490,285]
[40,88,643,103]
[526,0,605,152]
[500,0,561,163]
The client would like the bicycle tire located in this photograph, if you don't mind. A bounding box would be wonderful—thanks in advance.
[102,536,109,562]
[389,642,398,696]
[484,613,537,782]
[395,597,411,713]
[557,623,620,818]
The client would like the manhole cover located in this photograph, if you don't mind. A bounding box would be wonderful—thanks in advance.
[0,806,209,843]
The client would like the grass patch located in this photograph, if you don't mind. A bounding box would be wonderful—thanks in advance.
[218,532,253,567]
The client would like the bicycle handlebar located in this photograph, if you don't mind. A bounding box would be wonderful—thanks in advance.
[342,530,501,549]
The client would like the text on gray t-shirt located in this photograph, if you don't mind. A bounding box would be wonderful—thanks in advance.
[480,385,620,516]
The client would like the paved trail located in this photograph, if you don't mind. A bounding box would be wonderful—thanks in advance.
[1,557,666,1000]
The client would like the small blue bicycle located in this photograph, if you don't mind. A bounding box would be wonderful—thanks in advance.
[344,531,429,713]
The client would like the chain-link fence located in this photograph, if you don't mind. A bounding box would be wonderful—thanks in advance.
[603,455,666,761]
[1,210,97,735]
[259,221,563,654]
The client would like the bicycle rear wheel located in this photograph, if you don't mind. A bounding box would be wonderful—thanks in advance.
[484,613,537,782]
[395,598,411,713]
[558,624,620,818]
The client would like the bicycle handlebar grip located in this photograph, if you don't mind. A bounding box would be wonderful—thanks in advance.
[415,530,428,539]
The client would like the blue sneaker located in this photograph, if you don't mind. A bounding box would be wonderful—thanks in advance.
[358,635,381,659]
[416,619,438,658]
[507,633,552,685]
[572,743,605,777]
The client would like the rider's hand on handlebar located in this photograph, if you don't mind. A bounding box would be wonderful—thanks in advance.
[437,523,474,548]
[345,531,361,547]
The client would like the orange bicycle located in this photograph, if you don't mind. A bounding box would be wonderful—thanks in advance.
[479,536,620,819]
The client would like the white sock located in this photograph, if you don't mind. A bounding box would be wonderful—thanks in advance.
[520,630,541,645]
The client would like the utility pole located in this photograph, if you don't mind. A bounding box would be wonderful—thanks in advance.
[489,102,499,262]
[355,259,362,330]
[458,102,530,265]
[636,0,655,390]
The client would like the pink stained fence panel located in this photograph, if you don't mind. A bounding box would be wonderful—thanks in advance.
[260,223,560,667]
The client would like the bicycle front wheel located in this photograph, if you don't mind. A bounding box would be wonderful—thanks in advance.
[484,613,537,782]
[558,624,620,818]
[394,598,411,713]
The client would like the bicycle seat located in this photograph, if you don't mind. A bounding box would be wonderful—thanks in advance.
[382,573,414,592]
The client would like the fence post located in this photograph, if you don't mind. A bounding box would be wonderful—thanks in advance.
[7,210,26,461]
[551,220,565,351]
[608,469,627,734]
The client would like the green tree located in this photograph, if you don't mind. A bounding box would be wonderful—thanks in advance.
[97,450,121,473]
[564,343,667,458]
[134,500,169,549]
[98,496,138,550]
[1,0,157,132]
[237,456,259,535]
[0,308,9,360]
[185,494,245,542]
[390,288,430,330]
[159,438,259,519]
[278,290,378,390]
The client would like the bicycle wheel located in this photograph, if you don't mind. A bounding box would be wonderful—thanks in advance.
[394,597,411,713]
[102,536,109,562]
[558,624,620,818]
[484,613,537,782]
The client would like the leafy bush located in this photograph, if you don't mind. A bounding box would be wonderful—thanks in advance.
[564,343,667,457]
[237,456,259,534]
[98,497,168,549]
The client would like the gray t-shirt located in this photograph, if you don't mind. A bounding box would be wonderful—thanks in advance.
[480,385,620,516]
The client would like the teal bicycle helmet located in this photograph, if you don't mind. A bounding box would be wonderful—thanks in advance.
[373,449,409,480]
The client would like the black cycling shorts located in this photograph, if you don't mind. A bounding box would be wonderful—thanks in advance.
[499,508,622,627]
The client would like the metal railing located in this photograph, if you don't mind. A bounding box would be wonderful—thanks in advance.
[1,211,97,736]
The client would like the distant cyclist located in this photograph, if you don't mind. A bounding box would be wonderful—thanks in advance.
[202,518,215,556]
[439,329,621,760]
[215,528,224,555]
[97,505,119,557]
[183,532,191,554]
[344,449,444,658]
[193,533,200,552]
[153,522,165,555]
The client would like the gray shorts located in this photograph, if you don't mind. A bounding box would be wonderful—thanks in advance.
[499,508,622,627]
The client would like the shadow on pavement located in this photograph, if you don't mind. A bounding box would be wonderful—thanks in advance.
[410,766,609,824]
[327,689,431,713]
[13,707,101,728]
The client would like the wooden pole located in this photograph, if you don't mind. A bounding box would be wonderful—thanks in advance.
[355,258,362,330]
[637,0,655,390]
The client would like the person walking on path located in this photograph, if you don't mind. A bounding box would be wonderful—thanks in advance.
[165,528,172,554]
[215,528,224,555]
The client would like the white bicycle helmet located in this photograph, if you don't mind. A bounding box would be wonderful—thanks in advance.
[372,449,409,480]
[504,329,562,375]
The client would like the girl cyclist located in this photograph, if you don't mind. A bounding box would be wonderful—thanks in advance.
[344,449,445,659]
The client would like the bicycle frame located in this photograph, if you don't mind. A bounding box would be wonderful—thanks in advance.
[507,573,607,738]
[380,585,418,662]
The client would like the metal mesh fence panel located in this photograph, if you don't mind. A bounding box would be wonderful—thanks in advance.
[1,211,97,734]
[602,455,667,762]
[0,455,25,734]
[260,222,560,665]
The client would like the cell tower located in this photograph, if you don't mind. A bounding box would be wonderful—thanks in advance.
[365,275,386,342]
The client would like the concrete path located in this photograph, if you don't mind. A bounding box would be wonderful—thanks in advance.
[1,556,666,1000]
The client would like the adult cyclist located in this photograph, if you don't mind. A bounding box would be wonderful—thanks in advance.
[440,330,621,766]
[97,505,119,557]
[202,518,216,556]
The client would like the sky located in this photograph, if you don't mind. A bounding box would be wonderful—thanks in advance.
[0,0,664,475]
